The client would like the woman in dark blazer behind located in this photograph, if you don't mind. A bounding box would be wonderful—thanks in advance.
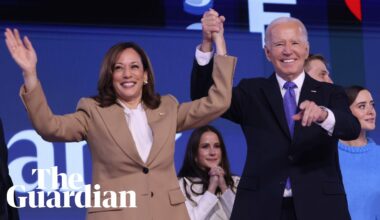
[0,118,19,220]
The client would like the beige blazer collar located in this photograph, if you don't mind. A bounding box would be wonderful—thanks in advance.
[144,106,168,166]
[96,103,169,167]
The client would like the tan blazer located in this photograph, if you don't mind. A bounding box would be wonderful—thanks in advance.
[20,55,236,220]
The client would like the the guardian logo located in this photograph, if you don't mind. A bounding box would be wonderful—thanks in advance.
[7,167,137,208]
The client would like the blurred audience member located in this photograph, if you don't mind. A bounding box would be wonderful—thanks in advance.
[304,54,333,83]
[178,125,239,220]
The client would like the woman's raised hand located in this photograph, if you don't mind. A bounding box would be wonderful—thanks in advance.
[5,28,38,91]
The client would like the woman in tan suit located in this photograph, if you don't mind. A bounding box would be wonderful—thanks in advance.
[4,24,235,220]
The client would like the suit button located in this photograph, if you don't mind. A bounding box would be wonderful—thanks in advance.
[288,155,294,161]
[142,167,149,174]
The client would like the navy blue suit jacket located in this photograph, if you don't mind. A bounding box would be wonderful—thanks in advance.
[0,119,19,220]
[191,59,360,220]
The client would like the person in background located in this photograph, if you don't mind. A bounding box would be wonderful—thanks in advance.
[338,85,380,220]
[190,9,360,220]
[0,118,19,220]
[304,54,333,83]
[178,125,239,220]
[4,27,236,220]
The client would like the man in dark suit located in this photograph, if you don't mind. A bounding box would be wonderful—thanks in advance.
[0,118,19,220]
[191,10,360,220]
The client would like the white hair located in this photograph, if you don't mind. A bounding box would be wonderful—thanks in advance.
[264,17,309,46]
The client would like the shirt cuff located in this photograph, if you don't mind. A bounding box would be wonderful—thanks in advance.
[195,44,214,66]
[220,188,235,207]
[199,191,219,210]
[316,106,335,135]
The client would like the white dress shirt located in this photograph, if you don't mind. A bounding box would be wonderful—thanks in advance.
[118,101,153,163]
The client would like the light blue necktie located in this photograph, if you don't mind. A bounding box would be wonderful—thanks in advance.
[283,81,297,190]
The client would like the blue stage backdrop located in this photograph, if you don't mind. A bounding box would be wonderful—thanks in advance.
[0,1,379,219]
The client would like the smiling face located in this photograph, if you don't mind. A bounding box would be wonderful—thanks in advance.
[196,131,222,170]
[350,90,376,131]
[112,48,147,108]
[264,20,309,81]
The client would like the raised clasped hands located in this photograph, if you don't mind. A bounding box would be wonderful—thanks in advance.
[207,166,228,194]
[200,9,226,55]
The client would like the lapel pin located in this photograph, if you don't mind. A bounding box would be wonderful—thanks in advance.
[310,90,317,93]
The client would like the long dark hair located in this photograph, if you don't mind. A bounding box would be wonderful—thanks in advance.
[178,125,236,205]
[345,85,367,106]
[93,42,161,108]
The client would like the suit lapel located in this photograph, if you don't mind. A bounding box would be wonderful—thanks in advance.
[294,74,322,139]
[96,104,144,166]
[145,106,168,166]
[262,74,291,139]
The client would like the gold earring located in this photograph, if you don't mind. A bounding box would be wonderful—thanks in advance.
[144,80,148,85]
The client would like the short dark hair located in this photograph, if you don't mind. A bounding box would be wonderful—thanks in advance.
[178,125,236,205]
[344,85,367,106]
[305,53,328,69]
[93,42,161,108]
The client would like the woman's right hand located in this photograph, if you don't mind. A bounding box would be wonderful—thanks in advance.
[5,28,38,91]
[210,12,226,56]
